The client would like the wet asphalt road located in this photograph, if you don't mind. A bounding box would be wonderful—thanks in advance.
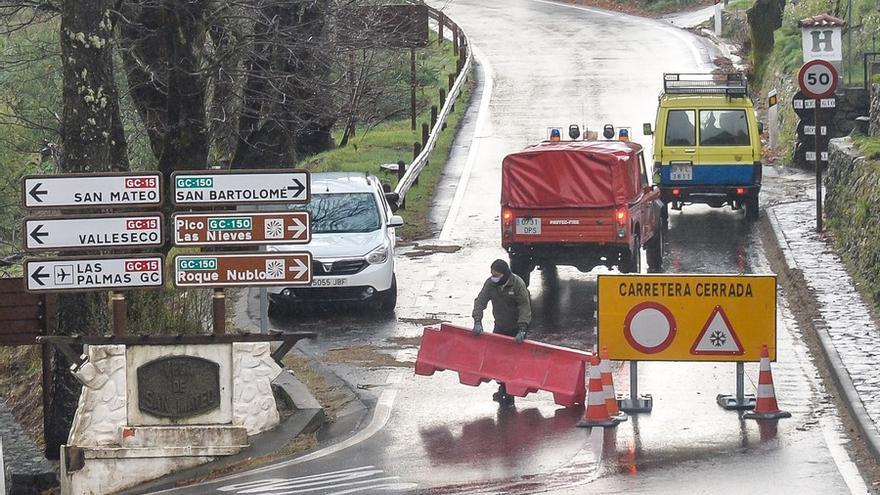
[161,1,867,494]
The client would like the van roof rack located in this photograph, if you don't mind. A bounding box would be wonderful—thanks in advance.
[662,72,748,96]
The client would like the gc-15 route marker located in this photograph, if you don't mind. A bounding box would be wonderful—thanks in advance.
[25,255,165,292]
[173,212,310,246]
[172,170,310,206]
[22,172,162,208]
[24,214,164,251]
[174,253,312,287]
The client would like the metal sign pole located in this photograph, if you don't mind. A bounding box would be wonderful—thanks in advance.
[815,102,822,233]
[260,289,268,335]
[111,291,126,336]
[630,360,639,404]
[736,361,745,405]
[213,288,226,335]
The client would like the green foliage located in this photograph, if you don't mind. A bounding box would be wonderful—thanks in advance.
[300,35,472,240]
[853,135,880,159]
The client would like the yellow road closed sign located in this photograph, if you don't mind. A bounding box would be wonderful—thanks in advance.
[598,274,776,362]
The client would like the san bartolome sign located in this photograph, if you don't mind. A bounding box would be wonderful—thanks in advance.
[174,253,312,287]
[171,170,310,206]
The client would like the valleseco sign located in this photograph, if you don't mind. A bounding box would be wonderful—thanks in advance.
[23,214,164,251]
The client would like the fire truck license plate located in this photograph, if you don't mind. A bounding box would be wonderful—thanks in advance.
[516,218,541,235]
[670,163,693,181]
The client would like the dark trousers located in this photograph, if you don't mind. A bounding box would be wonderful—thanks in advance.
[493,324,517,337]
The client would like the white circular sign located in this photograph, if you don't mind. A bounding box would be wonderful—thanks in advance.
[623,302,677,354]
[798,60,838,100]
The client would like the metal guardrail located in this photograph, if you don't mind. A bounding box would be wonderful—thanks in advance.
[394,6,473,206]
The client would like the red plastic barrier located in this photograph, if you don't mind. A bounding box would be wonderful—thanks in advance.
[415,323,596,407]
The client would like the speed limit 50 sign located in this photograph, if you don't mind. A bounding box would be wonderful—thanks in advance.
[798,59,838,99]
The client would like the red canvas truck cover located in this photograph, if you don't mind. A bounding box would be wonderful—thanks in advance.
[501,141,641,208]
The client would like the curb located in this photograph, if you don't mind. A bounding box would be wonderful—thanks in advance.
[766,204,880,462]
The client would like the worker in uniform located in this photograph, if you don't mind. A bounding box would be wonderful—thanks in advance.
[472,259,532,405]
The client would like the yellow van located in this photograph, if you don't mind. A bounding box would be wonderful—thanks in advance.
[644,73,763,222]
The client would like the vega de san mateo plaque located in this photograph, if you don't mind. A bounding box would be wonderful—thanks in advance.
[137,356,220,418]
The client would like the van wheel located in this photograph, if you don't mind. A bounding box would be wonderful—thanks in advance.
[620,233,642,274]
[646,229,663,272]
[510,256,532,286]
[745,197,759,221]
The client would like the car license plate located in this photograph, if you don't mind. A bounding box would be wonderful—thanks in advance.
[515,217,541,235]
[310,278,347,287]
[670,163,693,181]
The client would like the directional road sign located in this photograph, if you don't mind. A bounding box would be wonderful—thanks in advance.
[23,214,164,251]
[798,59,838,99]
[597,274,777,361]
[172,170,309,206]
[22,172,162,209]
[24,255,165,292]
[173,212,310,246]
[174,253,311,287]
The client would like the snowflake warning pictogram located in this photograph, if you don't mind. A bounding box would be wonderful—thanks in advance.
[690,305,744,355]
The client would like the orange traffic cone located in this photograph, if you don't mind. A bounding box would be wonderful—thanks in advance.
[601,347,627,422]
[576,358,621,428]
[744,345,791,420]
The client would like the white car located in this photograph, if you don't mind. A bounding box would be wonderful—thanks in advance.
[267,172,403,313]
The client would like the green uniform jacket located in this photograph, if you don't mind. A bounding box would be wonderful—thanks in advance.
[472,274,532,333]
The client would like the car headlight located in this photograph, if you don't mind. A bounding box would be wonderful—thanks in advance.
[366,243,390,264]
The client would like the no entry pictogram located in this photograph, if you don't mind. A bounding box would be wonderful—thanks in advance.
[623,301,676,354]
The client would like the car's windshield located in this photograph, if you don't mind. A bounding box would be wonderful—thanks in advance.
[289,192,381,233]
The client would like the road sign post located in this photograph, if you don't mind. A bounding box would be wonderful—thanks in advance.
[798,59,839,233]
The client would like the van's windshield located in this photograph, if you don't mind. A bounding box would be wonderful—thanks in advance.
[289,193,380,233]
[699,110,749,146]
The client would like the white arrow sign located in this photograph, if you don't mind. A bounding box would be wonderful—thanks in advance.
[24,215,164,251]
[172,170,310,206]
[22,173,162,209]
[24,256,165,292]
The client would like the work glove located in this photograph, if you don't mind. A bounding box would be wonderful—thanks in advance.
[515,323,528,344]
[473,320,484,336]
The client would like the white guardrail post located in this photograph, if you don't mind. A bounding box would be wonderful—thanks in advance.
[393,7,473,206]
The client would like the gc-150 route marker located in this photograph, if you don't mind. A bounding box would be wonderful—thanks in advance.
[171,170,310,206]
[23,214,164,251]
[22,172,162,209]
[173,212,310,246]
[24,255,165,292]
[174,253,312,287]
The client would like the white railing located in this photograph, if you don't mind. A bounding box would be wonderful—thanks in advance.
[394,7,473,205]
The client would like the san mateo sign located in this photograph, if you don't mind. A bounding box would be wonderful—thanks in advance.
[22,172,162,208]
[171,170,310,206]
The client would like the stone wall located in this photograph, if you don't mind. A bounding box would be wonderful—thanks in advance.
[824,137,880,306]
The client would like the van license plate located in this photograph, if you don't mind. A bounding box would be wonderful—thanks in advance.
[516,218,541,235]
[311,278,347,287]
[670,164,693,181]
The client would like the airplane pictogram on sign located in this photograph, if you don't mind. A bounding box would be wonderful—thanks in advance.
[690,305,744,355]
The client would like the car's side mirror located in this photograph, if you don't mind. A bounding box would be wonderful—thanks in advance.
[757,122,765,135]
[384,192,400,212]
[388,215,404,228]
[643,123,653,136]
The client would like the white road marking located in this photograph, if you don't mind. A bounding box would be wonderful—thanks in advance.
[821,418,870,494]
[217,466,416,494]
[439,43,494,241]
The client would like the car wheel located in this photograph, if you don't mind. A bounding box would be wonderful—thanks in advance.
[510,255,532,286]
[377,275,397,313]
[745,196,759,221]
[620,233,642,274]
[646,228,663,272]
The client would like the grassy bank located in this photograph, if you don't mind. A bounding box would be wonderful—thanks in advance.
[300,31,474,240]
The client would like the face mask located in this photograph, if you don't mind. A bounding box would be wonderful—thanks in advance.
[490,276,502,284]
